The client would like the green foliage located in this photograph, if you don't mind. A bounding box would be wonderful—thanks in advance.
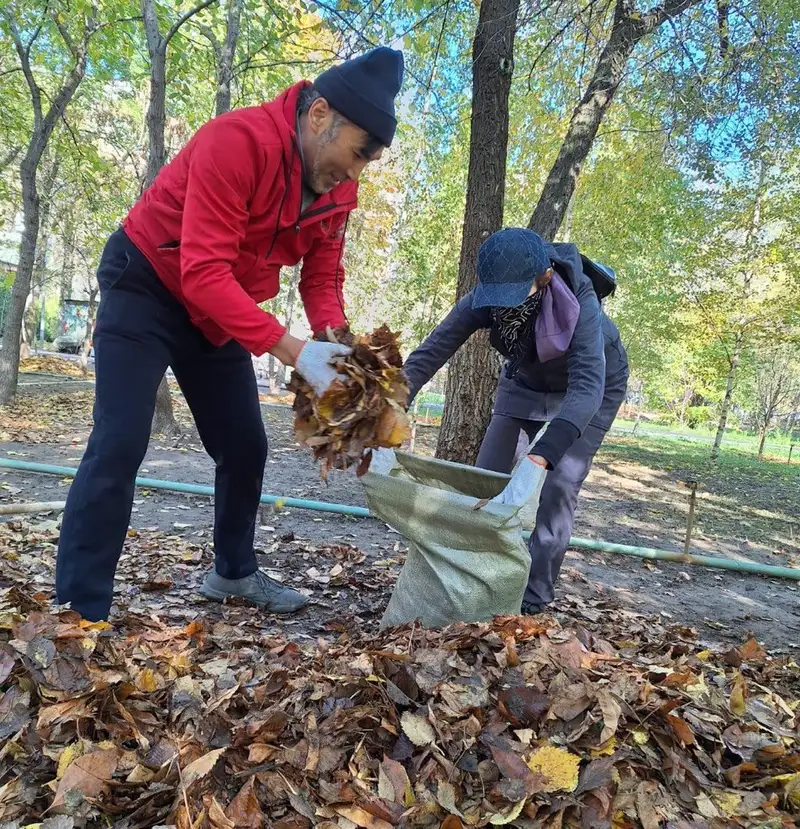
[0,0,798,432]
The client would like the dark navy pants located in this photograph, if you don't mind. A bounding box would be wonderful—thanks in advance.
[476,370,628,606]
[55,229,268,620]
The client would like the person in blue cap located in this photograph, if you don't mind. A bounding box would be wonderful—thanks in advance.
[55,47,404,622]
[403,228,629,615]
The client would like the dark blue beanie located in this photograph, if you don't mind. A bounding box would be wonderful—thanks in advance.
[313,47,404,147]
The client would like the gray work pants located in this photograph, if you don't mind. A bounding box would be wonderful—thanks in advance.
[476,374,627,606]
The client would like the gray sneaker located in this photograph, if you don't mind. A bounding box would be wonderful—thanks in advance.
[200,569,309,613]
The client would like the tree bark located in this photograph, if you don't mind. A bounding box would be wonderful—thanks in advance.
[216,0,242,116]
[528,0,704,239]
[711,162,766,461]
[757,425,767,460]
[436,0,520,465]
[59,218,76,305]
[710,330,743,460]
[140,0,216,435]
[0,7,96,403]
[79,284,98,373]
[31,156,60,343]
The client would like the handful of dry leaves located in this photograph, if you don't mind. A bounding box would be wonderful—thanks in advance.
[288,326,410,480]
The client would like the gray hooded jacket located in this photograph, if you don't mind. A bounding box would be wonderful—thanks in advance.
[403,242,629,467]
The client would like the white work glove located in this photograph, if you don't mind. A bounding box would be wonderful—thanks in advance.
[295,341,353,396]
[368,447,397,475]
[491,455,547,507]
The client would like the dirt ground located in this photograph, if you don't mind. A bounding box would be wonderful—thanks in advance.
[1,379,798,653]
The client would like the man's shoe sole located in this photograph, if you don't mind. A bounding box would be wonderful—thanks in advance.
[199,584,309,614]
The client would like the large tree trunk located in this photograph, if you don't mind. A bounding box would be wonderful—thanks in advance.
[436,0,520,464]
[710,330,743,460]
[0,153,41,401]
[528,0,703,239]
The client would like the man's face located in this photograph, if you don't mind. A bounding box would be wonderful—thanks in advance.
[302,97,384,195]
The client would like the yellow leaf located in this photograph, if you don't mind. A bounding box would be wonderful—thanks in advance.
[729,672,746,717]
[590,736,616,757]
[56,742,85,779]
[712,791,742,817]
[526,745,580,793]
[135,667,160,693]
[80,619,112,631]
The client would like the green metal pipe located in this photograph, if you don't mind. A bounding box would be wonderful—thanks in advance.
[0,457,370,518]
[1,456,797,581]
[534,534,800,581]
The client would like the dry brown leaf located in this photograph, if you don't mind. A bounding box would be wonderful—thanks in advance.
[289,326,410,479]
[635,781,662,829]
[666,714,695,746]
[208,796,235,829]
[378,756,413,805]
[334,805,394,829]
[738,637,766,663]
[729,672,747,717]
[51,748,119,810]
[225,778,263,828]
[597,690,621,743]
[181,747,226,789]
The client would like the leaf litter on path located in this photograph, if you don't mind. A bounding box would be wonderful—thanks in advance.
[0,513,799,829]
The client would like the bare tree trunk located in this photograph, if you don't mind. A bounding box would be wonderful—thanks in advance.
[710,330,743,460]
[59,216,76,305]
[31,156,60,344]
[757,425,768,460]
[140,0,216,435]
[528,0,703,239]
[436,0,520,465]
[0,6,97,403]
[0,153,41,398]
[79,284,98,373]
[711,163,766,461]
[216,0,242,116]
[270,264,300,393]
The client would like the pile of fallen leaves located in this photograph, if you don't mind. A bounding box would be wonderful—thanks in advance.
[0,391,96,444]
[19,357,92,378]
[288,327,410,480]
[1,585,798,829]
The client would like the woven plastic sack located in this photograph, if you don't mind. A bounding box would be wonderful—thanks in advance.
[362,450,543,629]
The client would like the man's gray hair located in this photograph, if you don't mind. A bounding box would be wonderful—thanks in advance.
[298,86,344,127]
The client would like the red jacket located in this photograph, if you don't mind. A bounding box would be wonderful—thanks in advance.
[123,82,357,355]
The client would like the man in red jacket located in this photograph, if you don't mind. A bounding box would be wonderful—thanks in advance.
[55,47,404,621]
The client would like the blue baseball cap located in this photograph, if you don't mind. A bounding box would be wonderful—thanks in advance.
[473,228,552,309]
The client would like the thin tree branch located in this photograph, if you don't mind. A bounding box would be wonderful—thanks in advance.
[2,11,43,124]
[164,0,218,45]
[52,10,77,57]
